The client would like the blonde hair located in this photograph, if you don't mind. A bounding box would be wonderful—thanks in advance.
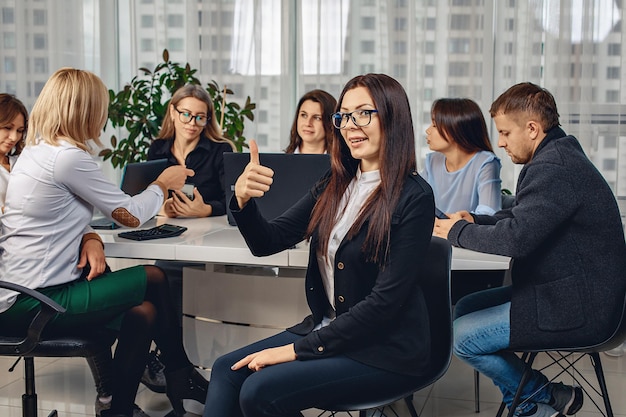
[26,67,109,151]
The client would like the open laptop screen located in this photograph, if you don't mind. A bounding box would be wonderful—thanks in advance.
[223,153,330,226]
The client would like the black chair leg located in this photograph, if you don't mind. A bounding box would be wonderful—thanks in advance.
[474,369,480,412]
[23,357,38,417]
[404,394,419,417]
[505,352,538,417]
[589,352,614,417]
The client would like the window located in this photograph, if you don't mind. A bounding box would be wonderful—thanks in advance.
[3,32,15,49]
[256,134,268,146]
[603,159,617,171]
[423,88,433,100]
[141,38,154,52]
[608,43,621,56]
[449,38,470,54]
[604,137,617,148]
[452,0,472,5]
[361,40,375,53]
[505,18,515,31]
[394,17,407,31]
[504,42,514,55]
[2,8,14,24]
[450,14,471,30]
[167,14,184,28]
[425,17,436,30]
[424,65,434,77]
[33,34,46,50]
[33,9,46,25]
[34,81,46,96]
[393,64,407,78]
[167,38,184,51]
[449,62,470,77]
[607,67,621,79]
[606,90,619,103]
[394,41,407,55]
[362,16,375,30]
[33,57,48,73]
[258,110,268,123]
[425,41,435,54]
[4,57,16,73]
[141,15,154,28]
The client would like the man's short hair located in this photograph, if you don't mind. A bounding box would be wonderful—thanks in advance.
[489,82,560,131]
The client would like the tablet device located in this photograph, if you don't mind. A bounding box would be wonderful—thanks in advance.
[90,159,169,229]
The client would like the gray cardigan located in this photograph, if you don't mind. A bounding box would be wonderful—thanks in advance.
[448,127,626,349]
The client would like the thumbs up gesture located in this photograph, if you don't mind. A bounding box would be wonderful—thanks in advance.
[234,139,274,209]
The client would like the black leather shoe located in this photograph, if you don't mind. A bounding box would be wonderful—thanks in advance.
[165,366,209,416]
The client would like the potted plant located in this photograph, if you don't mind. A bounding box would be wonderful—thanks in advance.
[100,49,256,168]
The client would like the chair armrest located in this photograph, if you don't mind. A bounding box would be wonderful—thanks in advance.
[0,281,66,355]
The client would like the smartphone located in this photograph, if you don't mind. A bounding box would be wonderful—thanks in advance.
[181,183,195,200]
[435,207,449,219]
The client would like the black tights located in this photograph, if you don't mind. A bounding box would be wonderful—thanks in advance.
[110,265,191,415]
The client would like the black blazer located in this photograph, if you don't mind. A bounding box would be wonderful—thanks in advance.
[231,171,435,376]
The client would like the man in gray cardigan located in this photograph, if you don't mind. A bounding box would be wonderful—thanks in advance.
[435,82,626,417]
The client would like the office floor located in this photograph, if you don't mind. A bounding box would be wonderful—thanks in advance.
[1,350,625,417]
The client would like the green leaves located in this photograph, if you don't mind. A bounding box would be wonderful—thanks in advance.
[101,49,255,168]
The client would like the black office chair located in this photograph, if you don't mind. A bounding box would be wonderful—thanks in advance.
[318,236,453,417]
[0,281,115,417]
[495,291,626,417]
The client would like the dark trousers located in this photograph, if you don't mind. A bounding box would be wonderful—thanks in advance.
[203,331,416,417]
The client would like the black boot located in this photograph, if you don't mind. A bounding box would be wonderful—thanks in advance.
[165,366,209,416]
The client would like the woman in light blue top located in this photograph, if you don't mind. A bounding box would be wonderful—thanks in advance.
[421,98,501,216]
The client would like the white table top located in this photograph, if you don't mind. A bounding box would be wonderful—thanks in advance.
[99,215,511,270]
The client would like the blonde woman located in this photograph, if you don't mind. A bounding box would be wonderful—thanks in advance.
[0,68,207,417]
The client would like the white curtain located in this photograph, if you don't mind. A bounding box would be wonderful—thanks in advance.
[0,0,623,195]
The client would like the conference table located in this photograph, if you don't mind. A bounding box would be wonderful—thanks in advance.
[98,215,511,369]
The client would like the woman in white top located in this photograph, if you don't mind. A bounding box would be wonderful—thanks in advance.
[0,68,206,417]
[0,94,27,212]
[422,98,502,216]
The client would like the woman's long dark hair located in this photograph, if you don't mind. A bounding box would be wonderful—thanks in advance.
[431,98,493,153]
[285,89,336,154]
[306,74,417,265]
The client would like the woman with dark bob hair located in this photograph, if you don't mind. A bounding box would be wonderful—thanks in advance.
[202,73,435,416]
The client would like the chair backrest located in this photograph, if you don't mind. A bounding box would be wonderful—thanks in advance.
[420,236,453,382]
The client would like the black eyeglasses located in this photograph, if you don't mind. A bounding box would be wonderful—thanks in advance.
[174,106,209,127]
[332,109,379,129]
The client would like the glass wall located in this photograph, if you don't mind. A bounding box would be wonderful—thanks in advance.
[0,0,624,195]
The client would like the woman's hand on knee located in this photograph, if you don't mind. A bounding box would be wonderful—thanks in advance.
[231,344,296,372]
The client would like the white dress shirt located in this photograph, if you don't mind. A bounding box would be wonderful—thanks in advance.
[314,168,381,329]
[0,141,164,312]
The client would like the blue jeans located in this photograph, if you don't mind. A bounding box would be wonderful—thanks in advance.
[453,286,551,415]
[203,331,416,417]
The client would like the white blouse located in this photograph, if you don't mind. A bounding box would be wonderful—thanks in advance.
[0,141,164,312]
[315,168,381,328]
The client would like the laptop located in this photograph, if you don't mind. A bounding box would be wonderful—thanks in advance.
[90,158,169,229]
[223,152,330,226]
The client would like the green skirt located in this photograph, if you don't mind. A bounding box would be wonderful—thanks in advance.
[0,265,147,334]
